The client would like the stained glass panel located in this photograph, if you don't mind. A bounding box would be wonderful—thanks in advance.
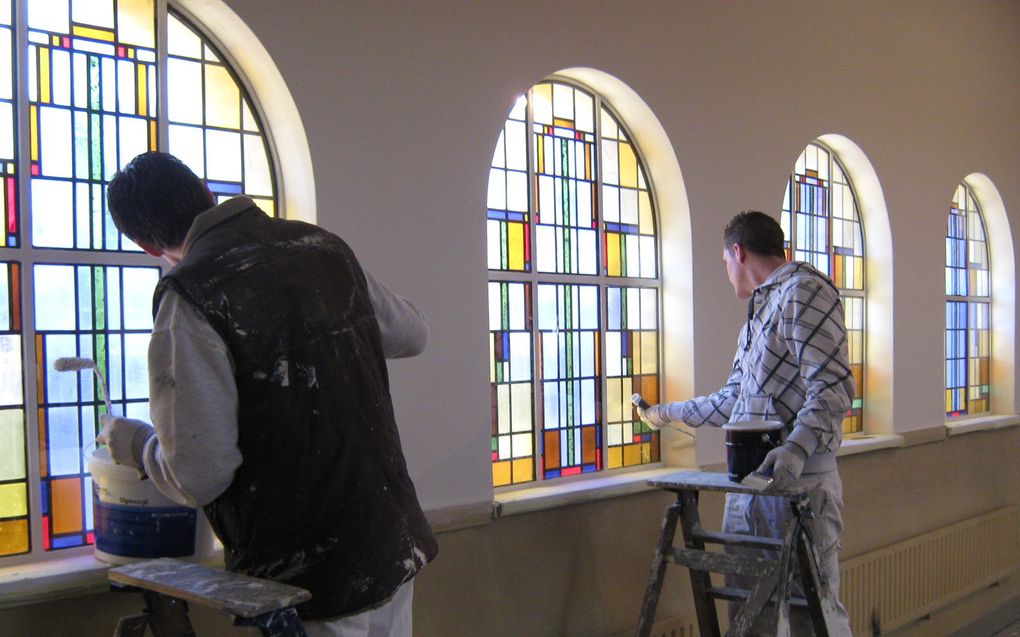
[5,0,282,562]
[0,261,27,556]
[538,283,600,478]
[489,281,534,487]
[945,184,990,417]
[782,143,866,433]
[28,0,157,251]
[605,286,659,469]
[487,81,660,486]
[34,263,158,550]
[533,83,597,275]
[167,12,275,214]
[1,2,16,248]
[487,97,529,272]
[601,108,656,278]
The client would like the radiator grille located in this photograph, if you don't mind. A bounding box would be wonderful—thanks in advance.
[839,506,1020,635]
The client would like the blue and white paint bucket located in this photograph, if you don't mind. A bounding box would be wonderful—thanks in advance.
[88,448,214,565]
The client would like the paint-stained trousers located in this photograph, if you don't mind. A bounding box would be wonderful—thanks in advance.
[722,470,852,637]
[302,580,414,637]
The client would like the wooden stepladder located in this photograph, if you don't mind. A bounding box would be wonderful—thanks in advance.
[109,557,312,637]
[635,471,841,637]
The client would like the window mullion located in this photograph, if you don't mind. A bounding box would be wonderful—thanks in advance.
[593,94,608,470]
[155,0,169,150]
[525,89,543,484]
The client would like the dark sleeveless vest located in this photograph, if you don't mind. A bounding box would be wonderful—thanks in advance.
[153,201,437,619]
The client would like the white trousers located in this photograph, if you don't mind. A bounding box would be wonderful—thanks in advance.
[302,580,414,637]
[722,470,852,637]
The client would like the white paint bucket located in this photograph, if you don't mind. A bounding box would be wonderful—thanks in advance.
[88,448,215,565]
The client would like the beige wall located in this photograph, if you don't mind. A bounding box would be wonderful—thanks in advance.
[2,1,1019,635]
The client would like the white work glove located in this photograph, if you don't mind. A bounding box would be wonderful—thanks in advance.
[637,403,672,430]
[756,441,808,491]
[97,414,154,471]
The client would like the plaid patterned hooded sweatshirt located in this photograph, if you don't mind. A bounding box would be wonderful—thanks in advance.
[667,261,855,473]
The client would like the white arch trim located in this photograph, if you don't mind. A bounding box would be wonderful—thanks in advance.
[817,134,895,434]
[965,174,1015,415]
[174,0,316,223]
[553,68,695,462]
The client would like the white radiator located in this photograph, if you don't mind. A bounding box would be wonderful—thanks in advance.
[839,506,1020,635]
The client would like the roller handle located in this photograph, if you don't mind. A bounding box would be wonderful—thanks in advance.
[631,394,651,410]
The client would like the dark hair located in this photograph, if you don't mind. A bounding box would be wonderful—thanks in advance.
[723,210,786,258]
[107,152,215,249]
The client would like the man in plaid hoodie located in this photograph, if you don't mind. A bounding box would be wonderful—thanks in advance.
[640,210,854,636]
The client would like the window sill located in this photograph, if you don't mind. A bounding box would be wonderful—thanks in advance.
[837,433,905,456]
[494,466,684,518]
[946,413,1020,436]
[0,548,224,611]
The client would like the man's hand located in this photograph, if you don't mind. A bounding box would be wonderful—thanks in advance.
[97,415,154,471]
[637,404,671,430]
[756,442,808,491]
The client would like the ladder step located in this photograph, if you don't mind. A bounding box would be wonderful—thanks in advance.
[707,586,810,608]
[691,526,785,550]
[671,548,776,578]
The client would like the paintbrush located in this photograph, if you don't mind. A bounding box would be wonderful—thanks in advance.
[53,357,114,414]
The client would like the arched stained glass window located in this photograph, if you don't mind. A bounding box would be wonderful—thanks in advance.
[781,142,865,433]
[945,183,990,417]
[487,80,660,488]
[0,0,278,560]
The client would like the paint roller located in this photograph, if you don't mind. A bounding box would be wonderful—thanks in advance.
[53,357,114,415]
[630,394,695,439]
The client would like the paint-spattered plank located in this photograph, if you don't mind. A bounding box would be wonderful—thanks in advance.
[109,558,311,618]
[646,470,820,496]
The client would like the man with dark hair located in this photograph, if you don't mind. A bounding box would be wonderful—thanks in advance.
[99,151,437,636]
[640,210,853,636]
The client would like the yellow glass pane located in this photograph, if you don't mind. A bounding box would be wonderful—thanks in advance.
[71,25,114,42]
[639,190,653,234]
[38,48,51,104]
[640,442,652,464]
[136,64,147,115]
[492,460,511,487]
[204,65,240,129]
[946,390,953,413]
[608,446,622,469]
[511,458,533,484]
[50,478,82,535]
[607,378,622,422]
[619,142,637,189]
[0,483,26,517]
[623,443,641,466]
[607,233,621,276]
[531,83,552,126]
[29,105,38,161]
[508,222,524,270]
[252,197,275,217]
[0,518,28,556]
[117,0,155,48]
[641,333,657,374]
[0,410,26,480]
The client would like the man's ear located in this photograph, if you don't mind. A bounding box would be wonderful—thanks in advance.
[137,242,163,259]
[730,242,747,263]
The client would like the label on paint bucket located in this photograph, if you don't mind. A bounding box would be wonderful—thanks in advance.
[93,493,198,558]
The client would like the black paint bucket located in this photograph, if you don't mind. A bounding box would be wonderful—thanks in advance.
[722,420,784,482]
